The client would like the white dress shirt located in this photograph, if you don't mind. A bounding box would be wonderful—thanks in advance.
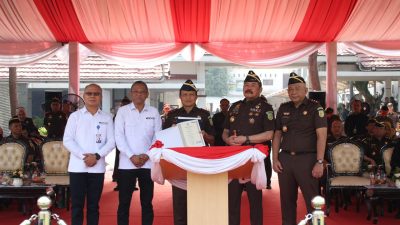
[63,107,115,173]
[115,103,162,169]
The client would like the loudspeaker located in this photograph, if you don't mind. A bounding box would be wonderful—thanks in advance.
[308,91,326,108]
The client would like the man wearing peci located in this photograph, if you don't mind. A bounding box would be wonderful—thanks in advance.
[115,81,162,225]
[272,72,327,225]
[63,84,115,225]
[222,70,275,225]
[163,79,215,225]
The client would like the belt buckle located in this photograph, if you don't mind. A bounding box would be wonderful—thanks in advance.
[290,151,296,156]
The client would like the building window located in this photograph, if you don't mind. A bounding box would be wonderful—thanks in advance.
[263,79,273,86]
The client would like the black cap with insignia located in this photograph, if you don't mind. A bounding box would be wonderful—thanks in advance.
[180,80,198,92]
[375,121,385,128]
[244,70,261,86]
[51,97,61,104]
[288,72,305,85]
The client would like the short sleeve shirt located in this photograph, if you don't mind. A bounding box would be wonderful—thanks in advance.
[275,97,327,152]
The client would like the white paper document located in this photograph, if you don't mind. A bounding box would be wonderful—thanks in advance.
[155,120,205,148]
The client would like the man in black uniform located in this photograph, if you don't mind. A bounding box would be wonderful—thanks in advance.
[212,98,230,146]
[2,118,42,170]
[44,98,68,139]
[272,72,327,225]
[344,99,369,138]
[163,80,215,225]
[16,107,39,137]
[362,121,391,167]
[222,70,275,225]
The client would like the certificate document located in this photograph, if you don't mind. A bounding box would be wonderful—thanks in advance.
[177,120,205,147]
[155,120,205,148]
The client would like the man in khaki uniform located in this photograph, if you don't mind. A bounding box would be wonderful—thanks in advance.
[272,72,327,225]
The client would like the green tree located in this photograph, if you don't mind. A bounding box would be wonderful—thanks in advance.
[205,68,230,96]
[353,81,383,114]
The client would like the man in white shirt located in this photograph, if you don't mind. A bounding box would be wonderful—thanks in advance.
[63,84,115,225]
[115,81,162,225]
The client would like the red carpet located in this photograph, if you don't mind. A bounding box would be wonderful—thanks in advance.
[0,172,398,225]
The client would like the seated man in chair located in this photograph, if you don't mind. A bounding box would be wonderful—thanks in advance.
[3,118,42,171]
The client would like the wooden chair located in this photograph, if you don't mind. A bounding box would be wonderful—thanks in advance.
[326,139,370,215]
[41,140,70,209]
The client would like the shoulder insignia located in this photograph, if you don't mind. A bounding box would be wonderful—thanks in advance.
[266,111,274,120]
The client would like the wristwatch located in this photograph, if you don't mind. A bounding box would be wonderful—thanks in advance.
[95,153,101,160]
[316,159,323,164]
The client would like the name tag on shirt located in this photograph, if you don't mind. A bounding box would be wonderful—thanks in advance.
[99,121,108,125]
[146,117,155,120]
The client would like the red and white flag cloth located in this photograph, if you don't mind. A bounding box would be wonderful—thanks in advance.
[148,141,269,190]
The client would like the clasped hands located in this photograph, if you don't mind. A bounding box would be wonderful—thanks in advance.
[130,154,149,168]
[225,135,246,146]
[83,153,98,167]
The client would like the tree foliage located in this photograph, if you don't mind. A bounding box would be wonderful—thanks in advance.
[205,68,230,96]
[353,81,383,114]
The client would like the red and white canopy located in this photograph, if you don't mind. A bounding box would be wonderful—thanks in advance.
[1,0,400,66]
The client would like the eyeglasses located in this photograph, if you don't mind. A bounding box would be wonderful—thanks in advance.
[85,92,101,96]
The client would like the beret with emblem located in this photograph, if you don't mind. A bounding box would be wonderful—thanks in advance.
[244,70,261,86]
[180,80,198,92]
[375,121,385,128]
[51,97,61,104]
[288,72,305,85]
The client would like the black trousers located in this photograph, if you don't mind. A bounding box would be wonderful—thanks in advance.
[70,172,104,225]
[277,152,319,225]
[112,149,120,182]
[117,169,154,225]
[264,154,272,186]
[172,186,187,225]
[228,179,263,225]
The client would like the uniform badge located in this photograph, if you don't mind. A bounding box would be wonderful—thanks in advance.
[317,107,324,118]
[59,115,62,119]
[266,111,273,120]
[255,104,260,109]
[303,111,308,115]
[230,116,235,123]
[283,112,290,116]
[48,123,51,126]
[249,112,253,116]
[282,126,288,132]
[249,118,255,124]
[372,151,376,156]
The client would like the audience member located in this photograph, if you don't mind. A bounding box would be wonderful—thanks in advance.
[44,98,68,139]
[16,107,39,136]
[344,99,369,138]
[376,105,394,128]
[212,98,230,146]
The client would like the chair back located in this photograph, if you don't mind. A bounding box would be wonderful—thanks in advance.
[0,142,26,173]
[41,141,70,175]
[329,140,364,176]
[381,144,394,175]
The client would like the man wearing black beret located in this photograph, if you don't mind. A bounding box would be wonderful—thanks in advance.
[222,70,275,225]
[163,79,215,225]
